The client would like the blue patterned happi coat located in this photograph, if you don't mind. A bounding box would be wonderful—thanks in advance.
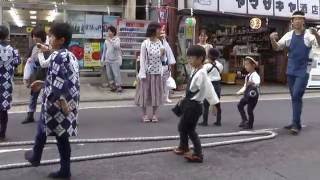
[0,43,20,111]
[41,49,80,137]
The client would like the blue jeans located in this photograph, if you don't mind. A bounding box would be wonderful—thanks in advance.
[287,74,309,129]
[28,90,40,113]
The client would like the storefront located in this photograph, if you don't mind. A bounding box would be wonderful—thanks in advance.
[178,0,320,85]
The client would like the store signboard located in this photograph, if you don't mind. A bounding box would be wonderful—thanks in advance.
[102,16,119,39]
[85,14,103,39]
[248,0,274,16]
[298,0,320,20]
[274,0,298,17]
[219,0,247,14]
[193,0,218,12]
[187,0,319,19]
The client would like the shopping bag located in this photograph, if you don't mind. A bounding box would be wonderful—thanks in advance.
[166,76,176,89]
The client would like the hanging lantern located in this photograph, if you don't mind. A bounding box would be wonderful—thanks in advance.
[185,17,196,26]
[250,17,262,30]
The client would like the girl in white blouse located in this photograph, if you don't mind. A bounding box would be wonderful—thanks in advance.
[236,56,261,130]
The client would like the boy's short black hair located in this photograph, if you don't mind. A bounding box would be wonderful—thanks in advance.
[107,26,117,36]
[146,22,161,37]
[187,45,206,63]
[199,29,208,36]
[208,48,220,60]
[49,22,72,48]
[0,25,9,40]
[31,26,47,42]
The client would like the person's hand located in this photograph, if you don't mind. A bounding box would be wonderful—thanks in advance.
[309,27,318,35]
[30,80,44,93]
[236,90,242,95]
[270,32,279,41]
[58,98,71,116]
[37,43,50,52]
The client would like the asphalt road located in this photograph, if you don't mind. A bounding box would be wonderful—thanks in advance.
[1,97,320,180]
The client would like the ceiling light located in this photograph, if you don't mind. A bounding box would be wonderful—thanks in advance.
[30,11,37,15]
[9,8,23,27]
[30,16,37,19]
[31,21,37,25]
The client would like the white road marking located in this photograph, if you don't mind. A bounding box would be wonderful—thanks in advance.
[0,147,51,154]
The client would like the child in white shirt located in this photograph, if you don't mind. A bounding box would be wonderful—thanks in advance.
[173,45,219,163]
[236,56,261,129]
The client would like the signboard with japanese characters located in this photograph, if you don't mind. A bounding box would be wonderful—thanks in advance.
[220,0,247,14]
[193,0,218,12]
[274,0,298,17]
[298,0,320,20]
[248,0,274,16]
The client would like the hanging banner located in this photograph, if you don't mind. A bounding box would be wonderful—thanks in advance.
[83,41,101,67]
[248,0,274,16]
[298,0,320,20]
[69,40,84,68]
[157,6,169,28]
[193,0,218,12]
[84,14,103,39]
[219,0,247,14]
[102,16,119,39]
[274,0,298,17]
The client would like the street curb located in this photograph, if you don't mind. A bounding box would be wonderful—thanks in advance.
[11,90,320,106]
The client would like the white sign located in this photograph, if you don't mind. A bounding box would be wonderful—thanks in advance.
[85,14,102,39]
[248,0,274,16]
[220,0,247,14]
[274,0,298,17]
[298,0,320,20]
[193,0,218,12]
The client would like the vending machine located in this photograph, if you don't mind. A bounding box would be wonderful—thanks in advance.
[307,48,320,89]
[118,19,150,86]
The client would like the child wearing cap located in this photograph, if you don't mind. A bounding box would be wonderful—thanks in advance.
[199,48,223,127]
[236,56,260,130]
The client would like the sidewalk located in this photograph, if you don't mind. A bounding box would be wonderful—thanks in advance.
[12,77,320,106]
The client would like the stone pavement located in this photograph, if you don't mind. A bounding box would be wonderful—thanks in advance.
[12,77,320,105]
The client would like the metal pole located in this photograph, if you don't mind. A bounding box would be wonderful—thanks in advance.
[146,0,149,20]
[63,0,67,22]
[0,5,2,25]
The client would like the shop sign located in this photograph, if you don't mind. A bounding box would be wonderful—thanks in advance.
[85,14,103,39]
[157,6,168,27]
[250,17,262,29]
[193,0,218,12]
[189,0,320,20]
[274,0,298,18]
[248,0,274,16]
[102,16,119,39]
[298,0,320,20]
[219,0,247,14]
[84,41,101,67]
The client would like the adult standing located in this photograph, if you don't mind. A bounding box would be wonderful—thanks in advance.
[22,27,49,124]
[159,29,176,103]
[135,22,164,123]
[101,26,123,93]
[270,11,320,135]
[197,29,213,59]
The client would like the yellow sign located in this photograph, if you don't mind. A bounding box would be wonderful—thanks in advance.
[185,26,193,39]
[84,42,101,67]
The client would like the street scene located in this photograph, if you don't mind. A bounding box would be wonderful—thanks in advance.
[1,0,320,179]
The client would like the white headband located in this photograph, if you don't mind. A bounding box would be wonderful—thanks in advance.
[292,15,305,18]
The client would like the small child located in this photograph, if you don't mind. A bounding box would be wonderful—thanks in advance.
[199,48,223,126]
[236,56,261,130]
[173,45,219,163]
[24,22,80,179]
[0,25,20,141]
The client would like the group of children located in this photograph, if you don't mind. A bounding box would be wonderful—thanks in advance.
[173,44,260,163]
[0,23,80,179]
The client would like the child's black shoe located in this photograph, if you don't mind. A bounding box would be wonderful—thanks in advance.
[198,122,208,126]
[24,150,40,167]
[48,171,71,179]
[184,154,203,163]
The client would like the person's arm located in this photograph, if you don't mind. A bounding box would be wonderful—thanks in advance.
[38,52,52,68]
[308,28,320,47]
[138,41,147,79]
[202,72,219,105]
[164,41,176,65]
[252,73,261,86]
[111,37,121,50]
[270,32,289,51]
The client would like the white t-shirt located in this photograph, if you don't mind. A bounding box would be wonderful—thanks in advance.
[276,30,318,50]
[237,71,260,94]
[189,68,219,105]
[203,61,223,82]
